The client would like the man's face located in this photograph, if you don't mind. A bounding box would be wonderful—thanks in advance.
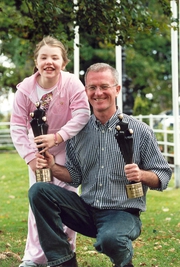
[85,69,120,114]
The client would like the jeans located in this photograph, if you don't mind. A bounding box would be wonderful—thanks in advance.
[29,182,142,267]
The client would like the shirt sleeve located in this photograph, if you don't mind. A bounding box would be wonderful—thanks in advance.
[138,126,172,191]
[57,74,90,142]
[10,90,37,164]
[65,138,82,187]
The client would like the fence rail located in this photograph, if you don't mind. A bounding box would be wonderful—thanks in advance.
[134,114,180,171]
[1,116,180,187]
[0,122,14,149]
[0,116,178,170]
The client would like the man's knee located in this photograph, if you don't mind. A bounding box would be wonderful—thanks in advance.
[98,230,132,259]
[99,231,133,265]
[28,182,47,202]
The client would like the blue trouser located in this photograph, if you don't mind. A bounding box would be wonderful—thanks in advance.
[29,182,142,267]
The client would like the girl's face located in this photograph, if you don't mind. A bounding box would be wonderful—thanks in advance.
[35,45,64,84]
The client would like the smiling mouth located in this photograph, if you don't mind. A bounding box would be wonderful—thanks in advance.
[44,67,55,71]
[94,98,105,101]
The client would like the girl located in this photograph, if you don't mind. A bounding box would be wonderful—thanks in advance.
[10,36,90,267]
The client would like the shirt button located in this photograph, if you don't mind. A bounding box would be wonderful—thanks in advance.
[102,130,105,133]
[101,166,104,168]
[99,184,102,187]
[96,200,99,203]
[102,148,104,151]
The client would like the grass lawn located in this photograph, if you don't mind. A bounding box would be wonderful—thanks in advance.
[0,152,180,267]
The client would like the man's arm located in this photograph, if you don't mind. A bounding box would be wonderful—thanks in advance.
[36,151,72,183]
[50,163,72,183]
[124,163,161,188]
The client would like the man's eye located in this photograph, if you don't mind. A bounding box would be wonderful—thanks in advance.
[89,86,96,91]
[101,85,109,90]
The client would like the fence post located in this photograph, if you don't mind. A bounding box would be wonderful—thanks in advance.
[149,114,153,128]
[163,119,168,162]
[171,0,180,188]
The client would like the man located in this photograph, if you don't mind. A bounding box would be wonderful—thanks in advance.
[29,63,172,267]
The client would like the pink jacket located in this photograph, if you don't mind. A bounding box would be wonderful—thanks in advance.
[10,71,90,164]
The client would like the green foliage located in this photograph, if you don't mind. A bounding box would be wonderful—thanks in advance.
[0,0,173,47]
[0,0,75,93]
[77,0,172,46]
[133,94,150,115]
[0,0,176,113]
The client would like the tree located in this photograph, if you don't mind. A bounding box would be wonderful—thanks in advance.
[126,0,174,114]
[0,0,177,114]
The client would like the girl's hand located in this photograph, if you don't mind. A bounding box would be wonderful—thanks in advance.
[34,133,63,153]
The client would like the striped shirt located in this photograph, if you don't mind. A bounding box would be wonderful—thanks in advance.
[65,108,172,212]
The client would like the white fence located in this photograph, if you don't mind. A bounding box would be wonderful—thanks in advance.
[1,116,180,187]
[134,114,180,188]
[134,114,176,169]
[0,122,14,148]
[0,116,177,168]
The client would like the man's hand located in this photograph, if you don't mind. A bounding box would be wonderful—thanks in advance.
[124,163,142,183]
[125,163,161,188]
[36,151,55,169]
[36,151,72,183]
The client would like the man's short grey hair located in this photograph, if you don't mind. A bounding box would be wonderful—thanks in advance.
[84,63,119,84]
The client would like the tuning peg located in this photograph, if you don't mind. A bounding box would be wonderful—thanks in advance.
[118,114,123,120]
[42,116,47,122]
[35,102,41,108]
[116,125,121,131]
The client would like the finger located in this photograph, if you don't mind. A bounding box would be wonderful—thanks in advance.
[34,140,43,146]
[36,142,45,149]
[36,161,43,169]
[34,134,44,139]
[36,158,46,168]
[40,147,49,154]
[44,150,51,157]
[36,153,44,159]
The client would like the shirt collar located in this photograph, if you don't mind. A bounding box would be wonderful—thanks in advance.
[91,107,122,129]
